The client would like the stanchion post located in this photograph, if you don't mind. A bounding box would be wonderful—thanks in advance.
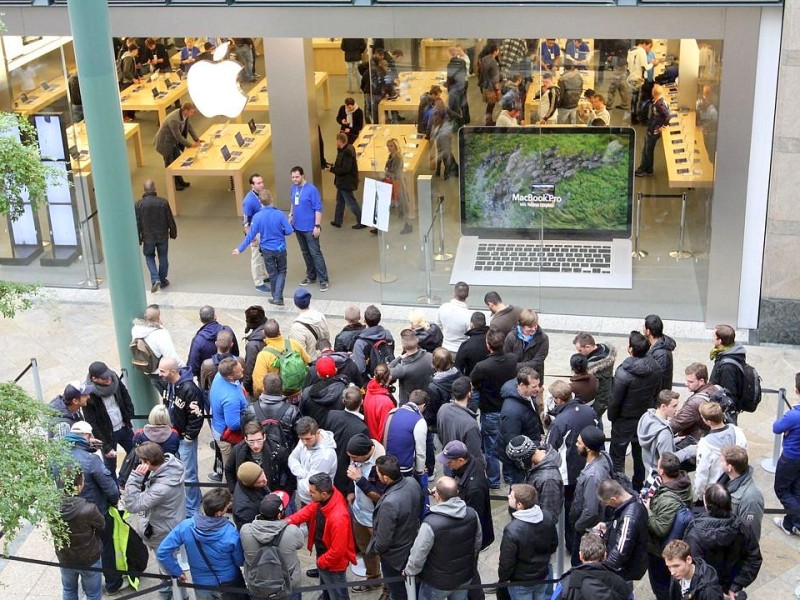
[632,192,648,258]
[434,195,453,262]
[31,358,44,402]
[669,192,693,259]
[761,387,787,474]
[554,509,565,579]
[418,233,440,304]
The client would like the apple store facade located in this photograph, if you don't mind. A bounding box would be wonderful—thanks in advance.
[0,0,789,337]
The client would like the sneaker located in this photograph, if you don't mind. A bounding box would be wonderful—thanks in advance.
[352,223,367,230]
[255,284,270,293]
[306,568,319,578]
[160,279,170,289]
[268,298,284,306]
[106,579,130,594]
[774,516,798,536]
[207,472,222,482]
[151,281,160,293]
[330,221,342,228]
[400,223,413,235]
[352,584,382,593]
[300,277,316,286]
[319,282,329,292]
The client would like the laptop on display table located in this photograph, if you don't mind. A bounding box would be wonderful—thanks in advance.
[220,145,243,163]
[248,118,266,134]
[235,131,254,148]
[151,87,168,100]
[450,126,635,290]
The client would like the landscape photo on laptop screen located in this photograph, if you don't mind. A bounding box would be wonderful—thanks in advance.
[460,128,634,237]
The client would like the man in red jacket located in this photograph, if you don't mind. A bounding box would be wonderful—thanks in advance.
[286,472,356,600]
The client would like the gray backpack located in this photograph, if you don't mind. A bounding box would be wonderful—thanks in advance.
[246,526,290,599]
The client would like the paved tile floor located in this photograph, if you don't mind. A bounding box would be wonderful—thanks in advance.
[1,287,799,599]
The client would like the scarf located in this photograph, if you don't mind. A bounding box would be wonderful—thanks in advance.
[345,103,359,128]
[91,371,120,397]
[709,344,733,361]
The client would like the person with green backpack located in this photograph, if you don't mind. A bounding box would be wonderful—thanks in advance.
[250,319,311,398]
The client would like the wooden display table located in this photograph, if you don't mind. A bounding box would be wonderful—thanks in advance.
[353,124,429,212]
[378,71,447,125]
[242,71,331,116]
[13,76,67,116]
[66,121,144,173]
[661,110,714,188]
[120,72,188,124]
[313,38,347,75]
[420,39,455,71]
[165,123,272,216]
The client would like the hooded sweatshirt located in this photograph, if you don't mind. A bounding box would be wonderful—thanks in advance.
[132,423,180,455]
[123,453,186,546]
[49,395,83,439]
[157,513,244,585]
[287,429,337,504]
[363,379,396,441]
[695,424,747,501]
[352,325,396,377]
[648,335,677,391]
[130,319,184,367]
[525,446,565,520]
[389,349,434,406]
[188,322,239,377]
[498,505,558,583]
[299,376,347,429]
[637,408,674,479]
[240,519,304,591]
[646,471,693,554]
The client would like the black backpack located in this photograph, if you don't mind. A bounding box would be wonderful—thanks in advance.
[363,338,396,378]
[604,454,637,496]
[708,388,738,424]
[245,526,290,599]
[251,402,292,489]
[719,358,762,413]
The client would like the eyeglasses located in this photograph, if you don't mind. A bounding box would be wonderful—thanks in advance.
[245,437,265,445]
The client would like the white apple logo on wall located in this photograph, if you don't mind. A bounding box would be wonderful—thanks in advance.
[187,42,248,118]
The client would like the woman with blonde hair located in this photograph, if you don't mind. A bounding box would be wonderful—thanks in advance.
[383,138,413,235]
[132,404,180,455]
[408,308,443,353]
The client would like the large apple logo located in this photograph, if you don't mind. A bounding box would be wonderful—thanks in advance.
[187,42,247,118]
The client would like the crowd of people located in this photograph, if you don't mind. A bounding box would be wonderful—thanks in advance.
[47,283,799,600]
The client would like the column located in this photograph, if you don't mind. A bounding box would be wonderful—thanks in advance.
[263,38,321,208]
[67,0,155,412]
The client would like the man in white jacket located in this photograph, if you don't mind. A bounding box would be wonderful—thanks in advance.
[694,401,747,502]
[288,416,337,505]
[130,304,184,367]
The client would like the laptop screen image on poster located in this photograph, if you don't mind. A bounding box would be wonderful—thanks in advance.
[451,126,635,289]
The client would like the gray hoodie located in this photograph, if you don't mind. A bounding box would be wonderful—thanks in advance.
[287,429,338,504]
[512,505,544,524]
[404,497,482,576]
[240,519,305,591]
[637,408,674,479]
[123,453,186,547]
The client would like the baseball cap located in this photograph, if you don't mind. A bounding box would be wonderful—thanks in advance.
[316,356,337,379]
[293,288,312,309]
[436,440,469,463]
[88,361,113,380]
[259,491,291,519]
[64,380,94,402]
[70,421,93,435]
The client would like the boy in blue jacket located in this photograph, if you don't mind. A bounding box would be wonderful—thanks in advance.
[773,372,800,536]
[157,488,248,600]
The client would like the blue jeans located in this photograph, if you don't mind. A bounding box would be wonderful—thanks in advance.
[319,568,349,600]
[295,230,329,284]
[104,426,134,481]
[143,240,169,285]
[261,248,288,302]
[775,454,800,530]
[507,584,549,600]
[61,559,103,600]
[333,188,362,225]
[381,559,407,600]
[179,437,201,516]
[480,411,501,488]
[419,581,468,600]
[236,44,255,81]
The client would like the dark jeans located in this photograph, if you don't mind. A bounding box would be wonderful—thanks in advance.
[610,417,645,490]
[381,559,407,600]
[638,132,659,174]
[164,144,186,186]
[143,240,169,284]
[647,552,672,600]
[563,483,577,555]
[775,454,800,530]
[104,426,134,482]
[319,568,349,600]
[261,248,287,302]
[101,511,123,591]
[426,430,436,476]
[333,188,362,225]
[480,411,501,488]
[295,230,329,284]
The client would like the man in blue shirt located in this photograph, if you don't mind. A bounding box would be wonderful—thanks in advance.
[288,166,329,292]
[242,173,269,293]
[774,372,800,536]
[233,189,293,306]
[538,39,562,74]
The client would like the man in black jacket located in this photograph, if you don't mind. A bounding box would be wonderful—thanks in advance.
[225,421,286,499]
[155,356,204,516]
[471,328,519,489]
[558,532,631,600]
[328,132,364,229]
[608,331,661,491]
[84,361,135,481]
[135,180,177,293]
[597,479,649,583]
[506,435,564,523]
[232,461,270,530]
[326,387,369,495]
[709,324,747,414]
[299,356,347,429]
[498,366,544,484]
[242,373,301,450]
[499,484,558,600]
[333,305,366,353]
[644,314,677,391]
[455,312,489,376]
[662,539,724,600]
[305,340,363,388]
[367,455,424,600]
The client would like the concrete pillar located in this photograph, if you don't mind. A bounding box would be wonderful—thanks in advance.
[67,0,155,413]
[263,38,321,209]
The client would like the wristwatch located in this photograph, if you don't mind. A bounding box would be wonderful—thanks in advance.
[314,224,321,229]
